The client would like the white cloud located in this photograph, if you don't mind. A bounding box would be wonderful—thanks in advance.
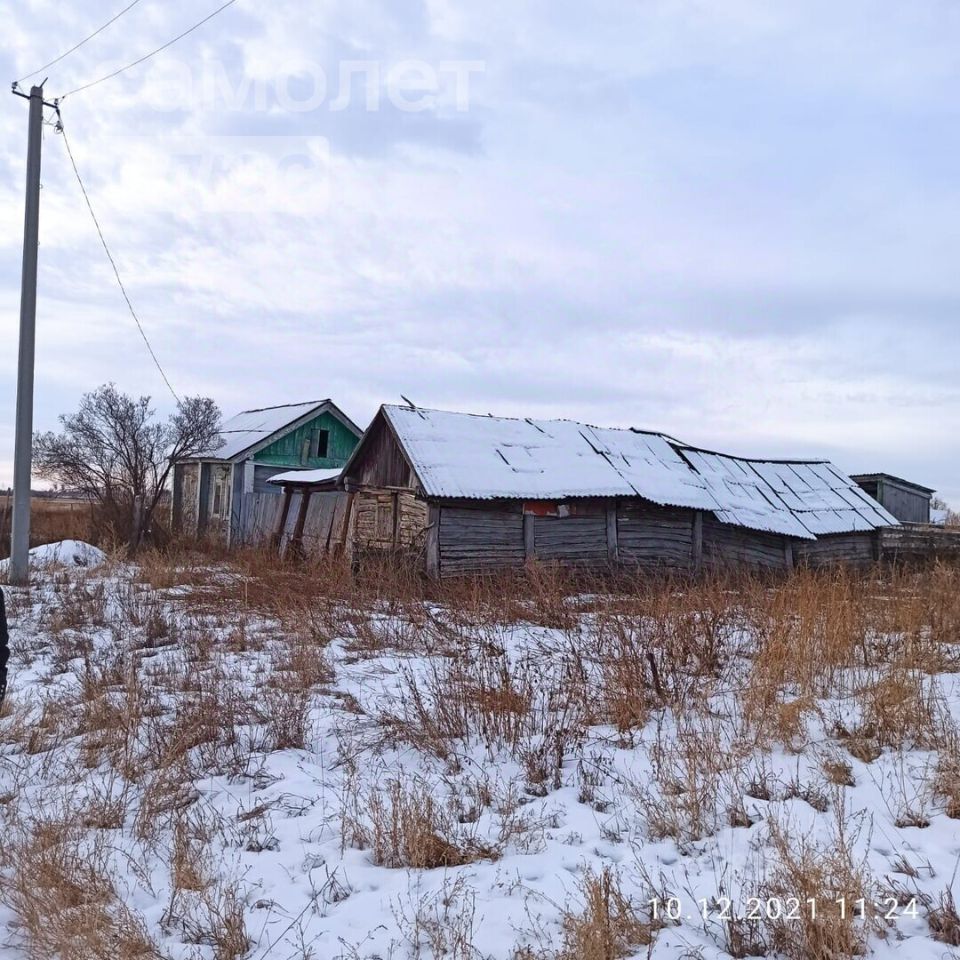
[0,0,958,503]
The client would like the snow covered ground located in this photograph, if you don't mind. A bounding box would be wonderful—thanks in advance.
[1,551,959,959]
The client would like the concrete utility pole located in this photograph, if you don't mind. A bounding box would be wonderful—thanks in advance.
[9,84,46,585]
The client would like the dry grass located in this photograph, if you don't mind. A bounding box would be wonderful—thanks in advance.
[557,867,654,960]
[2,543,960,958]
[763,807,880,960]
[342,772,501,869]
[0,495,95,559]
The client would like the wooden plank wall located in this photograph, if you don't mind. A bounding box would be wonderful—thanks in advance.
[618,502,694,571]
[880,524,960,563]
[351,489,429,563]
[342,488,893,578]
[298,492,351,557]
[438,504,525,574]
[795,532,875,570]
[701,515,791,572]
[534,516,608,564]
[237,491,286,546]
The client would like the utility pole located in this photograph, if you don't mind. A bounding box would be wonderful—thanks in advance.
[9,84,47,585]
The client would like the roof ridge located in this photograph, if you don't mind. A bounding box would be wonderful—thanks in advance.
[236,399,330,415]
[384,403,675,438]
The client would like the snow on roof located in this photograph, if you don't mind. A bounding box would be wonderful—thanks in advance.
[267,468,342,486]
[678,449,898,538]
[383,405,716,511]
[380,405,898,539]
[202,401,331,461]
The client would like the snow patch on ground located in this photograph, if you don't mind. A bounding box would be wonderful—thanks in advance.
[0,563,958,959]
[0,539,106,574]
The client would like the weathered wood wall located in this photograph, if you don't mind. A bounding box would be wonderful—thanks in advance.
[795,532,876,570]
[339,481,894,579]
[700,515,791,572]
[172,462,200,533]
[855,477,930,524]
[618,502,694,571]
[345,417,416,490]
[352,488,429,559]
[880,524,960,563]
[236,490,286,546]
[438,503,525,574]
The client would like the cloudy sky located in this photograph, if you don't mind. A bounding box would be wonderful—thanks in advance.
[1,1,958,502]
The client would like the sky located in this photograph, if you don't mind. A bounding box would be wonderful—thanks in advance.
[1,0,959,503]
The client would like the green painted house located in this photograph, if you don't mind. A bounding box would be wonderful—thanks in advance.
[172,399,363,544]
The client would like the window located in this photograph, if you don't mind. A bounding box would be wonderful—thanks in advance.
[212,479,226,518]
[311,428,330,459]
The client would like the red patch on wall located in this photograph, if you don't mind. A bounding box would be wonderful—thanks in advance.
[523,501,560,517]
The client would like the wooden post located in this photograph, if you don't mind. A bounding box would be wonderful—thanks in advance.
[523,512,536,561]
[692,510,703,573]
[274,487,292,552]
[606,503,619,565]
[426,504,440,579]
[290,489,310,558]
[784,539,795,573]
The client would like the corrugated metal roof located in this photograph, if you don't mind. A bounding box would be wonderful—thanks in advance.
[678,450,897,538]
[200,400,332,461]
[383,405,716,511]
[380,405,898,539]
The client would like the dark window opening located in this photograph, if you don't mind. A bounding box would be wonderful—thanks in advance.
[312,429,330,459]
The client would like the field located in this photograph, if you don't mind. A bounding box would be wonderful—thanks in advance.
[0,496,95,559]
[1,549,960,959]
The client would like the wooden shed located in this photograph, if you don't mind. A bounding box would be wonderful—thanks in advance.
[340,404,899,578]
[850,474,934,525]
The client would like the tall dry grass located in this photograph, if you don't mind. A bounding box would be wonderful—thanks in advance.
[2,544,960,958]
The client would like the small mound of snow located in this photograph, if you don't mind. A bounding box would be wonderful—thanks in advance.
[0,539,106,574]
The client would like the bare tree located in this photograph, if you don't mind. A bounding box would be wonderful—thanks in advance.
[34,384,222,550]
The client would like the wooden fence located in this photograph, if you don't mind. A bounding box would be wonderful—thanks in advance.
[880,524,960,563]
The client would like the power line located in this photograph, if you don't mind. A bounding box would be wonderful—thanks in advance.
[58,118,181,404]
[14,0,146,86]
[59,0,239,99]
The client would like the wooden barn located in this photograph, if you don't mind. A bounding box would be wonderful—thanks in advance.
[338,404,899,578]
[173,399,362,545]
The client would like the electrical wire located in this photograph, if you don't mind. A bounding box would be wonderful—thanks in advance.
[59,0,239,98]
[58,119,181,404]
[14,0,146,86]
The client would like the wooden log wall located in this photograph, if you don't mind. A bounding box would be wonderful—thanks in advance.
[701,515,791,572]
[341,487,903,578]
[438,503,525,574]
[353,490,427,549]
[794,532,875,570]
[533,514,608,566]
[617,502,694,571]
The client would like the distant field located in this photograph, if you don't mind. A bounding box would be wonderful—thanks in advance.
[0,495,94,557]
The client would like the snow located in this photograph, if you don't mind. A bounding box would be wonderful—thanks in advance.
[198,400,332,461]
[1,561,957,959]
[267,467,342,485]
[930,508,948,526]
[0,539,105,574]
[382,404,898,538]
